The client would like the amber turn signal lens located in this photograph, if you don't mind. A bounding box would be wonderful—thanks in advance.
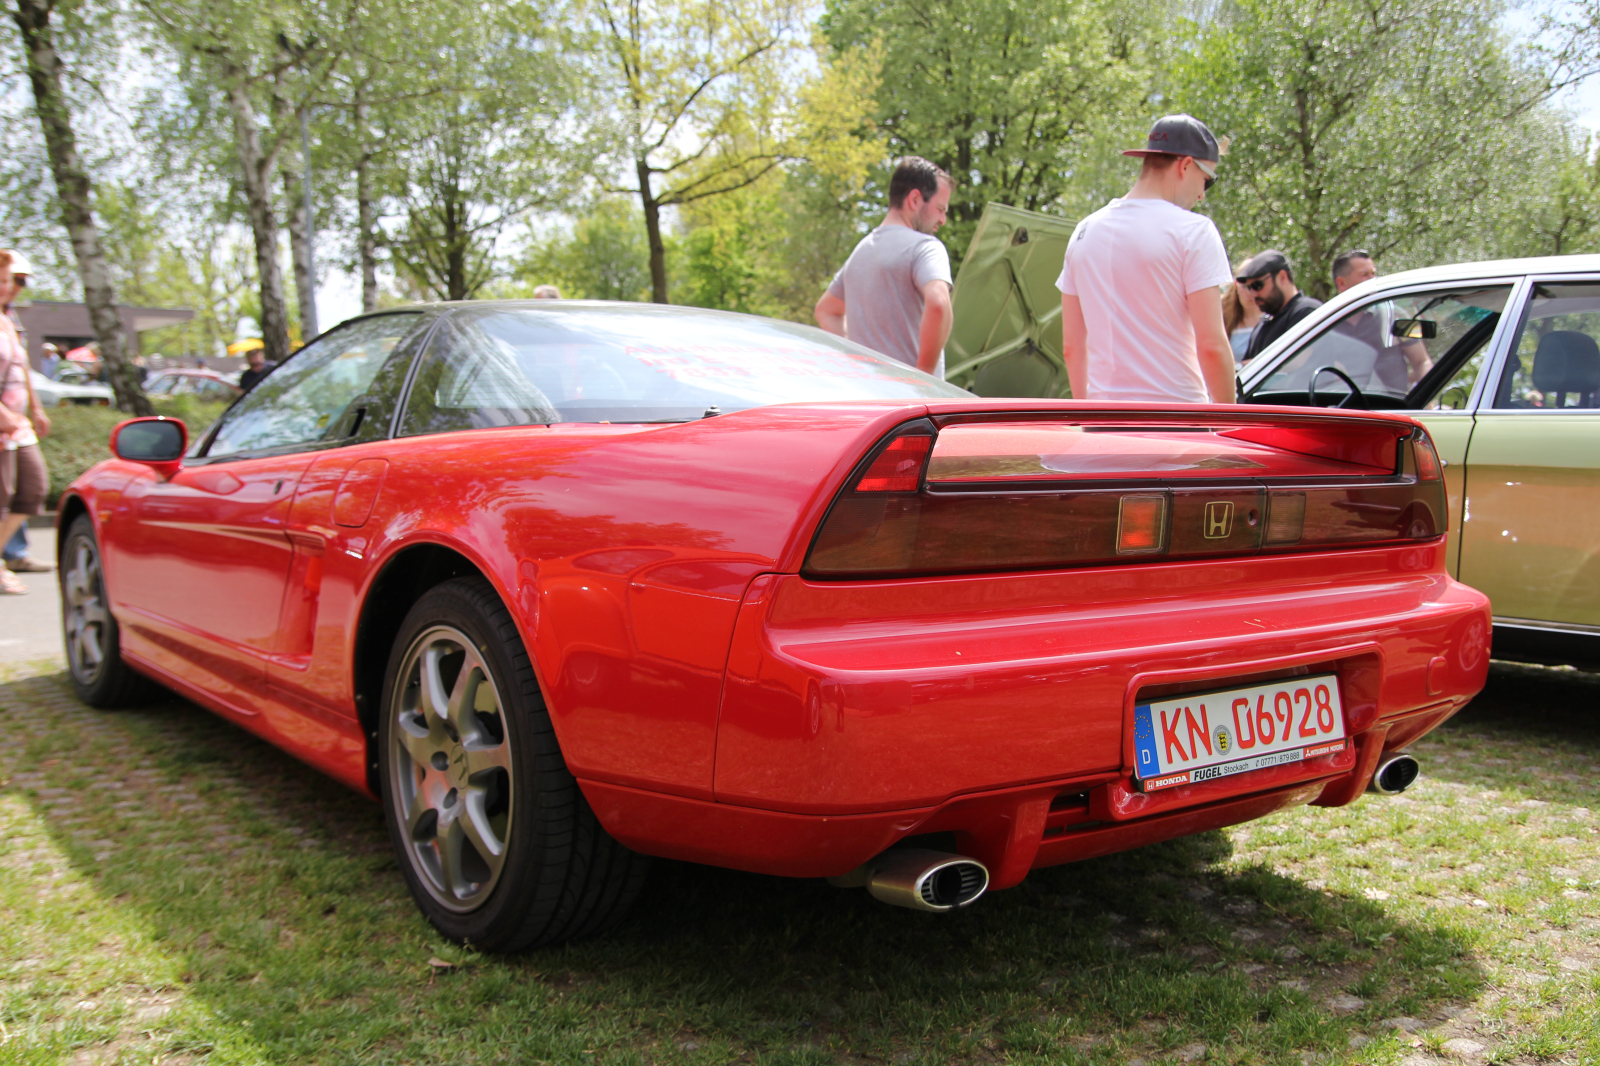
[1116,495,1167,554]
[855,434,933,492]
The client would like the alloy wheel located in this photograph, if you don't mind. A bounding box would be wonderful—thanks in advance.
[63,535,111,686]
[388,624,515,912]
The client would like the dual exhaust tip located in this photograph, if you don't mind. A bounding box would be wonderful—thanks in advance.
[1368,752,1421,796]
[835,756,1417,911]
[829,848,990,912]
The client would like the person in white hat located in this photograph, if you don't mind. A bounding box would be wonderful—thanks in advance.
[0,251,49,577]
[1057,115,1236,404]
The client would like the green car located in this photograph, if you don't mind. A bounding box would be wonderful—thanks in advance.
[949,216,1598,668]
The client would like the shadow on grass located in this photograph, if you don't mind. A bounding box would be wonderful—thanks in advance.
[4,667,1489,1064]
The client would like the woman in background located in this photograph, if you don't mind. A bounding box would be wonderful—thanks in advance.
[1223,261,1263,364]
[0,251,49,594]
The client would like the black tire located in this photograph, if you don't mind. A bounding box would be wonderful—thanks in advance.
[60,515,162,708]
[377,576,649,951]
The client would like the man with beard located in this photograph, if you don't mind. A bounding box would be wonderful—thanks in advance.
[1240,250,1322,363]
[815,156,954,377]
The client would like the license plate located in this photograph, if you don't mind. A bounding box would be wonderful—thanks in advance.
[1133,674,1347,792]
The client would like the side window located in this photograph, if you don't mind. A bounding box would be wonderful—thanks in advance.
[1255,286,1511,408]
[397,315,559,438]
[1492,283,1600,409]
[207,314,422,457]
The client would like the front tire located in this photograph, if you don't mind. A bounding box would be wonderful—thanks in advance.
[60,515,161,707]
[378,576,648,951]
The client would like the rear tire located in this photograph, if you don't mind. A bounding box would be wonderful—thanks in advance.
[60,515,162,708]
[378,576,648,951]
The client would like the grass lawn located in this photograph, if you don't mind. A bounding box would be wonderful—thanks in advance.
[0,659,1596,1066]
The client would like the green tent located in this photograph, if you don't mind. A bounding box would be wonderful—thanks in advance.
[946,202,1077,399]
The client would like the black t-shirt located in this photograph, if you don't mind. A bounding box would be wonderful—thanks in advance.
[239,363,275,392]
[1244,291,1323,362]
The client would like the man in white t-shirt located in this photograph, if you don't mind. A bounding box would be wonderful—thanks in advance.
[815,157,954,377]
[1057,115,1235,403]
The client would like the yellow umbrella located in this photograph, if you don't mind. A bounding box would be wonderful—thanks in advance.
[226,338,265,355]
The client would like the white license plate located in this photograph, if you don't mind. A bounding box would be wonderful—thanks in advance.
[1133,674,1347,792]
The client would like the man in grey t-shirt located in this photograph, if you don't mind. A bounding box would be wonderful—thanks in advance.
[814,157,954,377]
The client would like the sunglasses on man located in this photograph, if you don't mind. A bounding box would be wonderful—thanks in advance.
[1240,276,1270,292]
[1194,158,1217,191]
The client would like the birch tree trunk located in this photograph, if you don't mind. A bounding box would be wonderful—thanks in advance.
[636,159,668,303]
[283,167,317,341]
[13,0,152,415]
[224,79,293,366]
[354,92,379,312]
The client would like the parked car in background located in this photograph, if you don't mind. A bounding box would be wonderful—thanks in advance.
[31,368,112,406]
[59,301,1488,952]
[143,369,242,402]
[1239,255,1600,670]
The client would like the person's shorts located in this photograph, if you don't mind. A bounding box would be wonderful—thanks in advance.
[1,443,48,518]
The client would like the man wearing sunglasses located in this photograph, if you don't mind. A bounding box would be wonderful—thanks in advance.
[1057,114,1236,404]
[1238,250,1322,363]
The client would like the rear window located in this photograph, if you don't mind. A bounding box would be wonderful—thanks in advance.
[398,303,969,432]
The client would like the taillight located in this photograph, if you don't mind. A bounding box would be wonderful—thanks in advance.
[1411,430,1442,481]
[854,432,933,491]
[804,418,1448,579]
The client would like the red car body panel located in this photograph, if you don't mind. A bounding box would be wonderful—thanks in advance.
[63,398,1491,889]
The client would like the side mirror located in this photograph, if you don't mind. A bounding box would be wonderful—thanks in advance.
[1391,318,1438,340]
[111,417,188,479]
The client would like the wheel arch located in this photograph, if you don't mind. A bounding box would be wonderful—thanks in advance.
[353,543,506,793]
[56,492,90,556]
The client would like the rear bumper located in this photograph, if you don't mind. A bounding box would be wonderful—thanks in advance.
[582,697,1468,888]
[581,543,1490,886]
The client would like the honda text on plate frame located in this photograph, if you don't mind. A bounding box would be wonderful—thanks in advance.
[1134,675,1348,792]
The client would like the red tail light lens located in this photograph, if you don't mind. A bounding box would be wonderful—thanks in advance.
[855,433,933,492]
[804,417,1447,579]
[1412,431,1442,481]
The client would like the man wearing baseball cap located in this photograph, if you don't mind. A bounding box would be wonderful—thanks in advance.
[1237,249,1321,362]
[1057,114,1235,404]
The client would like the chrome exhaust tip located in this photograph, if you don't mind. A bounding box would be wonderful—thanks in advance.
[829,848,989,912]
[1368,752,1421,795]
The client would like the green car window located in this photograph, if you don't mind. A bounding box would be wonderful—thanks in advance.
[1492,284,1600,409]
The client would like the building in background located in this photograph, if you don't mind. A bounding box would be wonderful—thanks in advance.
[15,301,194,370]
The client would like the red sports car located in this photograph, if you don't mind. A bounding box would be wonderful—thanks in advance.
[58,302,1490,951]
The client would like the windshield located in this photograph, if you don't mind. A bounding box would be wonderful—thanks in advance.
[397,302,970,432]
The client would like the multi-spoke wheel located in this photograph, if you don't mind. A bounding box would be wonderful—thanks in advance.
[60,515,160,707]
[378,577,649,951]
[390,625,514,911]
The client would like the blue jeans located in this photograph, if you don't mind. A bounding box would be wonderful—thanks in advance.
[3,524,26,561]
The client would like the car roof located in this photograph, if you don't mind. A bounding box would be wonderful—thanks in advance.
[1348,253,1600,288]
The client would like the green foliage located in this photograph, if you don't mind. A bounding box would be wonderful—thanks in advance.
[590,0,810,300]
[820,0,1166,263]
[386,0,591,301]
[92,184,259,357]
[1171,0,1551,297]
[1502,124,1600,257]
[674,164,877,322]
[505,199,662,301]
